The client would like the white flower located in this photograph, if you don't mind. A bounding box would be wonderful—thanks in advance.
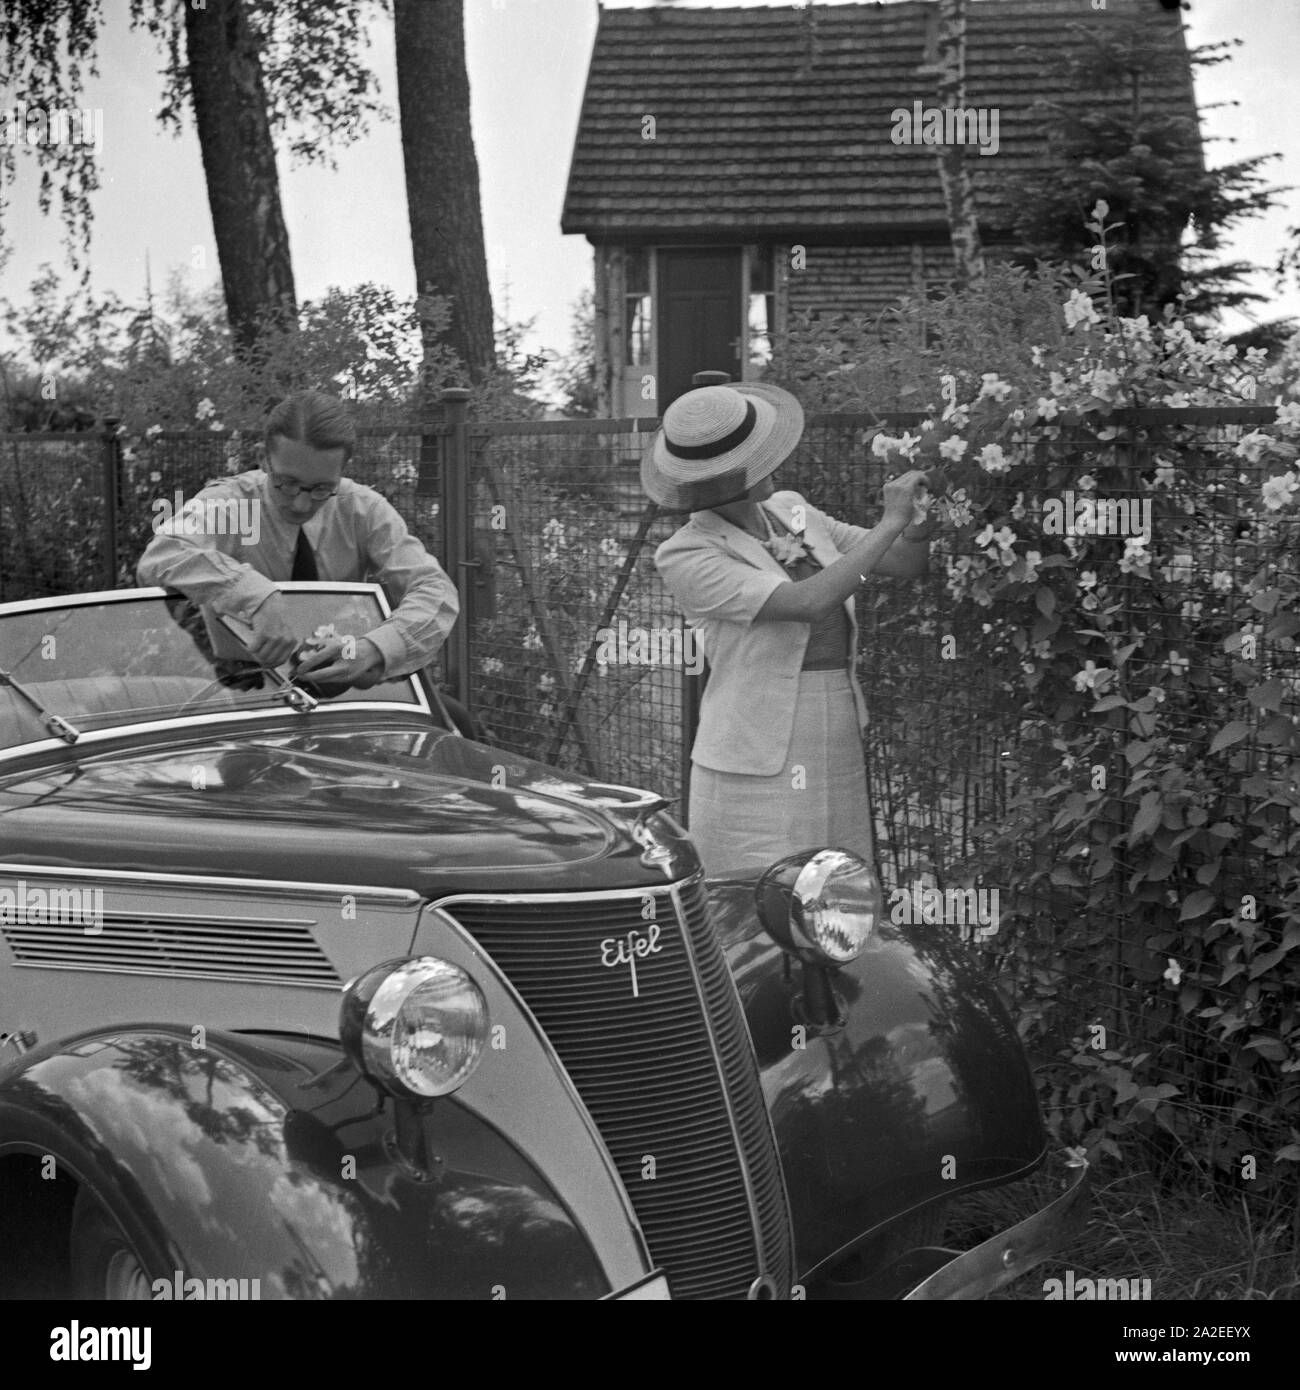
[944,497,974,528]
[195,397,216,421]
[1076,473,1097,492]
[1035,396,1059,421]
[1119,538,1150,576]
[1163,957,1183,988]
[1180,600,1203,621]
[522,627,543,651]
[209,420,224,432]
[1083,366,1121,400]
[1064,289,1100,329]
[1021,549,1043,582]
[1031,345,1046,367]
[1078,570,1098,591]
[1161,553,1194,584]
[542,518,566,541]
[1261,472,1299,511]
[1235,431,1273,463]
[481,657,504,676]
[1276,401,1300,433]
[122,447,136,462]
[1049,371,1069,398]
[871,433,901,460]
[538,673,555,693]
[148,470,162,484]
[145,423,163,438]
[938,435,968,462]
[896,431,923,459]
[978,373,1013,403]
[538,702,556,720]
[1010,492,1027,521]
[1167,650,1189,677]
[978,443,1010,474]
[1147,685,1166,705]
[1210,570,1233,594]
[1072,661,1112,692]
[1153,459,1177,489]
[599,537,622,559]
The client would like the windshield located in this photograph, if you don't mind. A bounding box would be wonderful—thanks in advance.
[0,589,423,750]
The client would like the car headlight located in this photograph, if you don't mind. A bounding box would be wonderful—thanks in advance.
[339,956,489,1098]
[756,848,881,966]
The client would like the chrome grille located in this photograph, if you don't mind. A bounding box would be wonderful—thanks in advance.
[441,879,792,1299]
[1,908,338,986]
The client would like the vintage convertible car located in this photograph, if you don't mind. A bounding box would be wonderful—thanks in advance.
[0,583,1086,1300]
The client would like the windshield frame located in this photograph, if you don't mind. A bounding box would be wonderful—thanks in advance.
[0,584,436,763]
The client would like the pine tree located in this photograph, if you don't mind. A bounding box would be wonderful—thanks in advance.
[999,18,1281,322]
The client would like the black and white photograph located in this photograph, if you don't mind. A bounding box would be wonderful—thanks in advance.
[0,0,1297,1351]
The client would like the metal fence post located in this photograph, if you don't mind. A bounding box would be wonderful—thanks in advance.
[439,388,472,711]
[101,416,121,589]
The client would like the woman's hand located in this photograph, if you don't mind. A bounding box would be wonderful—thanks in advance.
[882,470,931,528]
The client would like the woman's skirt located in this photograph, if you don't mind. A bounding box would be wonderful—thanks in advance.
[686,669,874,877]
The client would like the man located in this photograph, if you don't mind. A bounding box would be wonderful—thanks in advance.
[138,390,459,692]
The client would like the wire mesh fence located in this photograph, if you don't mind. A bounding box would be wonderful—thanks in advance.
[0,431,106,601]
[1,404,1295,1192]
[464,419,685,798]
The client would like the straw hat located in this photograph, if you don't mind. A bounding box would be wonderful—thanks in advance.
[641,382,805,512]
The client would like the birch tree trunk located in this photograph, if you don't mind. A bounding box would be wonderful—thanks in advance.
[934,0,986,290]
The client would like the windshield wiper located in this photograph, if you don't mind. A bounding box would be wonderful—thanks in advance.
[0,667,81,743]
[213,615,318,714]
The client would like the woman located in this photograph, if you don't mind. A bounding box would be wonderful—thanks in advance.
[645,381,934,877]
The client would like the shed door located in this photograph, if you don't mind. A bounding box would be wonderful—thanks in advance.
[656,248,743,411]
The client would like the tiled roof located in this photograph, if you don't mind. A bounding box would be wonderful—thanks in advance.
[561,0,1201,239]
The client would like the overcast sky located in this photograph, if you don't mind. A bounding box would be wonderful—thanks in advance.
[1,0,1296,374]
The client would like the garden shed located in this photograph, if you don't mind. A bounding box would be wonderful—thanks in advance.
[561,0,1201,416]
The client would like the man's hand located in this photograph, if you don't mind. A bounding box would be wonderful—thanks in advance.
[247,594,300,667]
[293,636,385,689]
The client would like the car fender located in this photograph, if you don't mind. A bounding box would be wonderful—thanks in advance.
[0,1025,607,1299]
[708,878,1047,1282]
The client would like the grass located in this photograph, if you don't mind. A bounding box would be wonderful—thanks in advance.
[943,1163,1300,1301]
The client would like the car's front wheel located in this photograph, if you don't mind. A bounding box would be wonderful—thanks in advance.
[69,1189,155,1300]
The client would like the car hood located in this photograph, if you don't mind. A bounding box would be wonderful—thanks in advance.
[0,722,698,895]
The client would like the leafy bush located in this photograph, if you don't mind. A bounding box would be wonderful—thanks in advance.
[816,206,1300,1197]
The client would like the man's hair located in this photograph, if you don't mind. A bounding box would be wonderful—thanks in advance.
[264,391,356,464]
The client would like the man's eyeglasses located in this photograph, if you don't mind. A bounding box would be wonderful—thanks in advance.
[267,473,339,501]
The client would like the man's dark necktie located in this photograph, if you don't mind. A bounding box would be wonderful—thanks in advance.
[291,527,319,581]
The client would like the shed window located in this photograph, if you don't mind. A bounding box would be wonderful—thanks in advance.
[625,248,652,367]
[748,248,775,369]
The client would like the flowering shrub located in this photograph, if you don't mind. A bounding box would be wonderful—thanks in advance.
[849,207,1300,1190]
